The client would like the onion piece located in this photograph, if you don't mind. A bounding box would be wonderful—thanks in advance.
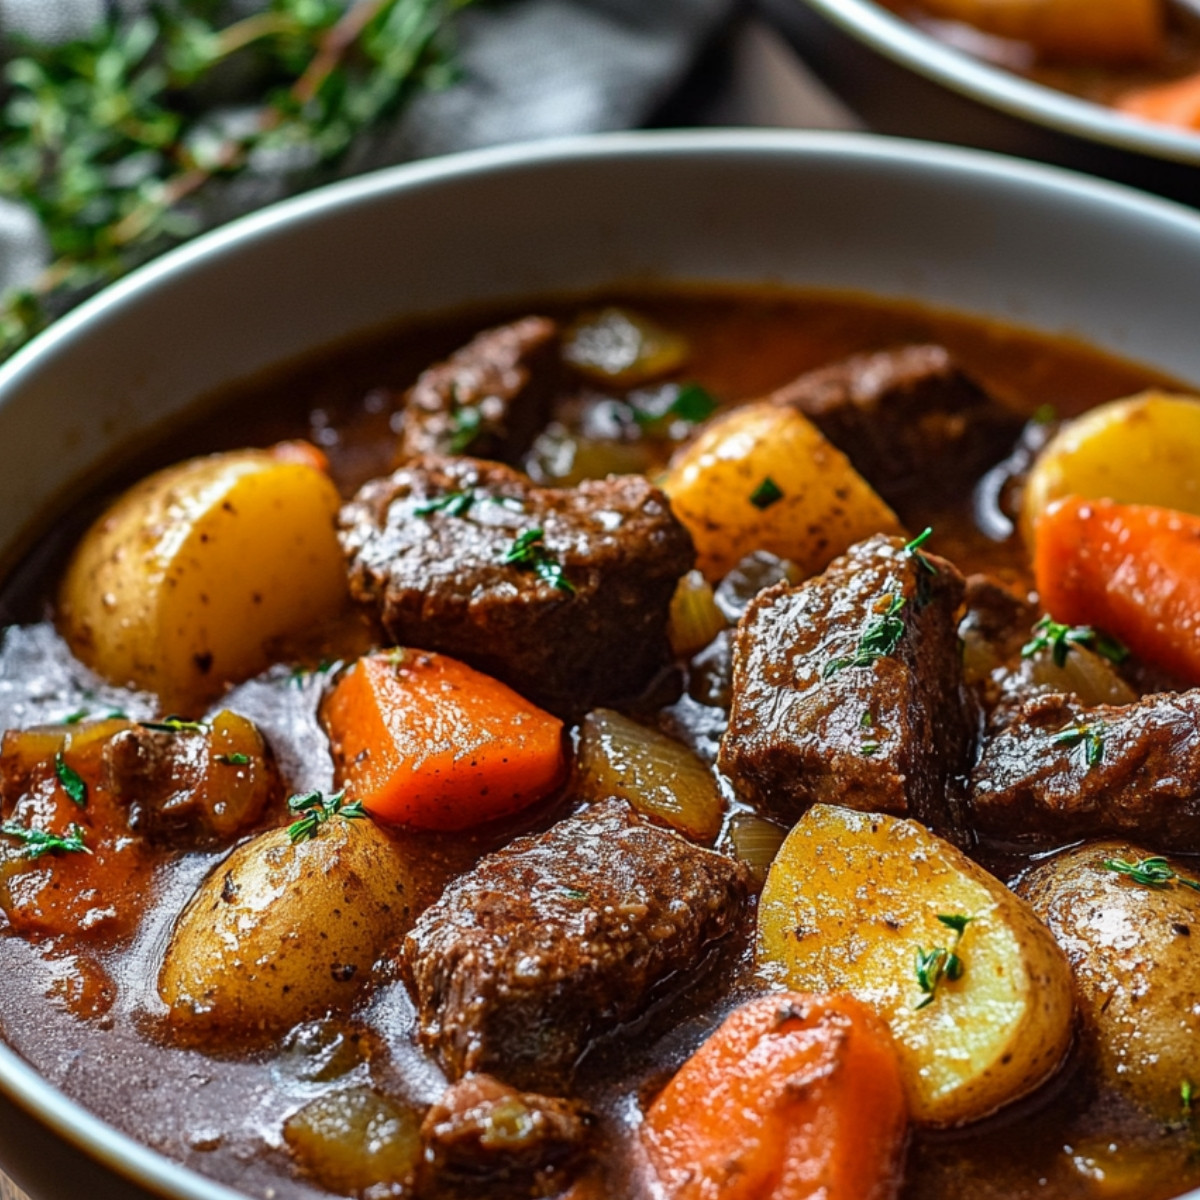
[727,811,788,884]
[669,570,728,658]
[575,708,724,843]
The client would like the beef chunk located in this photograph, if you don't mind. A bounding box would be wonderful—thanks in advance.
[970,690,1200,850]
[339,457,694,715]
[718,534,973,828]
[959,573,1039,715]
[415,1074,593,1200]
[401,798,748,1091]
[772,345,1023,503]
[102,712,281,847]
[398,318,562,463]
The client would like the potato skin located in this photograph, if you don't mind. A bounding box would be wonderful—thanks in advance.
[1018,840,1200,1121]
[59,444,347,713]
[159,818,413,1038]
[757,804,1075,1126]
[662,401,899,582]
[1021,390,1200,546]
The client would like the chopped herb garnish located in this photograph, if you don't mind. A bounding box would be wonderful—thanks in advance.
[1053,721,1106,769]
[414,489,475,518]
[1032,403,1059,425]
[64,708,89,725]
[1103,856,1200,893]
[54,752,87,808]
[289,659,339,688]
[860,711,874,729]
[447,404,483,454]
[559,887,589,901]
[904,527,934,562]
[106,709,129,720]
[216,753,250,766]
[914,912,974,1010]
[1184,1079,1195,1119]
[287,790,368,844]
[1022,615,1129,668]
[823,593,907,679]
[503,528,575,595]
[936,913,975,937]
[0,820,90,860]
[860,741,880,757]
[750,477,784,510]
[670,382,719,424]
[142,716,207,734]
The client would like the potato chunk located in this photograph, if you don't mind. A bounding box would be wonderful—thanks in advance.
[757,804,1074,1126]
[1019,840,1200,1121]
[1020,391,1200,545]
[914,0,1163,64]
[159,816,413,1038]
[662,401,900,582]
[59,443,347,712]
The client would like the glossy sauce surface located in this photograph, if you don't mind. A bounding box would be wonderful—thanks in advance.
[0,288,1194,1200]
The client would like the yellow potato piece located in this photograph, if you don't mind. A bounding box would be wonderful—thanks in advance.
[159,818,414,1038]
[914,0,1163,64]
[1021,390,1200,545]
[758,804,1074,1126]
[59,445,347,711]
[663,401,900,583]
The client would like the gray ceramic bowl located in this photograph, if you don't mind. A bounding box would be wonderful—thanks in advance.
[3,130,1200,1200]
[761,0,1200,203]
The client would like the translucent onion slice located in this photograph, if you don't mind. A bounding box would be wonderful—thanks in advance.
[563,307,690,387]
[1024,643,1137,708]
[727,811,788,884]
[575,708,724,843]
[669,570,728,658]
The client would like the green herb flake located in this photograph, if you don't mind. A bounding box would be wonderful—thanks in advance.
[287,790,369,844]
[447,405,483,454]
[1032,403,1059,425]
[936,913,975,937]
[749,477,784,511]
[0,820,90,860]
[216,753,250,766]
[668,382,718,425]
[913,911,974,1010]
[63,708,89,725]
[142,715,207,734]
[859,741,880,758]
[503,528,575,595]
[1053,721,1107,769]
[414,488,474,517]
[1183,1079,1195,1119]
[1103,856,1200,893]
[54,752,87,808]
[823,593,906,679]
[559,887,589,901]
[1022,615,1129,668]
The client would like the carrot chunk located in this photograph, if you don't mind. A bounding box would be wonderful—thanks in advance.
[641,992,908,1200]
[1035,496,1200,685]
[1116,72,1200,132]
[324,649,565,831]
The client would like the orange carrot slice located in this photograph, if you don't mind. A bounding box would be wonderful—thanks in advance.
[324,649,565,830]
[642,991,908,1200]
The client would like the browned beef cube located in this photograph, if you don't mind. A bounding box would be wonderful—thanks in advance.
[339,457,694,715]
[718,534,973,828]
[397,318,562,464]
[102,712,282,847]
[773,345,1023,503]
[415,1074,593,1200]
[401,798,749,1091]
[970,691,1200,850]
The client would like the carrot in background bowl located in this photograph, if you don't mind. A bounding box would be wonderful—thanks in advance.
[324,649,565,831]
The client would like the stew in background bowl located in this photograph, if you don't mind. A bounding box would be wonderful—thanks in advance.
[3,132,1200,1200]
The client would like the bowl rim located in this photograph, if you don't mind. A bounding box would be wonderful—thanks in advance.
[795,0,1200,165]
[4,127,1200,1200]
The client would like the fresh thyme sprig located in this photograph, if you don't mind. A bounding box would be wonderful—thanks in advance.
[823,591,907,679]
[1022,615,1128,668]
[914,913,975,1010]
[1103,856,1200,893]
[0,820,91,859]
[503,528,575,595]
[287,789,368,843]
[0,0,474,360]
[1052,720,1107,770]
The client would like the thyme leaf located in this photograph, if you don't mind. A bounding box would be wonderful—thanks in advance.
[414,488,475,517]
[749,477,784,511]
[142,715,207,734]
[914,912,974,1009]
[503,528,575,595]
[1022,615,1129,668]
[54,752,87,808]
[1053,720,1107,769]
[823,592,906,679]
[1103,856,1200,893]
[287,790,368,844]
[216,753,250,766]
[0,820,90,859]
